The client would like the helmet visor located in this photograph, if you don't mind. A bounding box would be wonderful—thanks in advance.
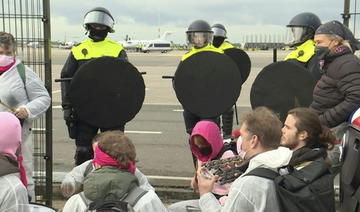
[187,32,213,48]
[84,11,114,32]
[291,27,306,43]
[212,27,226,38]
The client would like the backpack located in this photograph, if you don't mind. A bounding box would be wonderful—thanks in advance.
[246,158,336,212]
[79,186,148,212]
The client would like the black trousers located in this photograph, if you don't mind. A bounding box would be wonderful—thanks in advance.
[221,107,234,139]
[182,109,220,135]
[74,120,125,165]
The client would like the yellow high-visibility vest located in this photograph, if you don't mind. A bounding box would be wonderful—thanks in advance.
[181,44,224,61]
[284,39,316,63]
[72,38,124,60]
[218,41,234,50]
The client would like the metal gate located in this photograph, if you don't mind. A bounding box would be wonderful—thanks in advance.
[0,0,52,205]
[343,0,360,39]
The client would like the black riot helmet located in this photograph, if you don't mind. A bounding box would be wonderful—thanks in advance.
[186,20,213,49]
[212,23,227,38]
[84,7,115,33]
[287,12,321,46]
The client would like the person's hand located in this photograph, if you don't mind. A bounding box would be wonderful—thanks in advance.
[14,107,28,119]
[61,181,75,198]
[197,166,219,196]
[63,107,72,122]
[191,176,199,192]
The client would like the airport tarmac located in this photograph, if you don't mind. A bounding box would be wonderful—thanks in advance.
[51,49,290,178]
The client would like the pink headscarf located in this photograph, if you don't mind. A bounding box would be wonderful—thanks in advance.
[92,145,136,174]
[0,112,27,187]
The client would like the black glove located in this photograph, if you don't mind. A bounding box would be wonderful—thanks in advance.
[63,107,72,122]
[63,106,77,139]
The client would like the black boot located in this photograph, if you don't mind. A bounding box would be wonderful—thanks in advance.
[222,107,234,139]
[74,146,94,166]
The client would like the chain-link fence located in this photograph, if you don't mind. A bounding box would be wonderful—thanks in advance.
[0,0,52,205]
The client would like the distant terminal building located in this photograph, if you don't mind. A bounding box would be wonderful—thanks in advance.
[244,42,285,50]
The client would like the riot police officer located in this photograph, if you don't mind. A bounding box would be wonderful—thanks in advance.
[181,20,223,135]
[61,7,128,165]
[212,23,235,139]
[212,23,234,50]
[285,12,322,80]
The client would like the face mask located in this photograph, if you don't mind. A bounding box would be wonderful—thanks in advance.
[315,46,330,60]
[0,55,15,67]
[236,136,247,159]
[89,29,108,42]
[199,146,212,156]
[212,37,225,48]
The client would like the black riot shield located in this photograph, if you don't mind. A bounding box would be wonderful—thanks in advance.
[340,125,360,212]
[174,51,242,118]
[250,61,316,122]
[224,48,251,84]
[68,57,145,128]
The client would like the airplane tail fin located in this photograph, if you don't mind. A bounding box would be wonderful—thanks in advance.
[160,31,173,40]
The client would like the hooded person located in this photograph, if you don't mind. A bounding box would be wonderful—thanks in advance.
[0,112,29,211]
[63,131,167,212]
[168,121,237,212]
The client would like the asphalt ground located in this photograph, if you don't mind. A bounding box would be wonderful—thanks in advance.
[49,49,344,211]
[51,49,288,177]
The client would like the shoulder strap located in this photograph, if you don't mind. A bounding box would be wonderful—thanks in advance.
[245,167,279,180]
[17,62,26,85]
[17,62,30,100]
[83,161,94,177]
[124,186,148,208]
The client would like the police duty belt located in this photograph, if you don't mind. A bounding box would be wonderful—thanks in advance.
[67,56,145,128]
[250,61,316,122]
[173,51,242,118]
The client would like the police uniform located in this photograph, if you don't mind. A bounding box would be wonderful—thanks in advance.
[61,7,129,165]
[285,12,322,80]
[181,44,223,134]
[216,41,235,139]
[285,39,322,80]
[212,23,236,139]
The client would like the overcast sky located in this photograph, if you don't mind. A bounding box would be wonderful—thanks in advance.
[51,0,352,44]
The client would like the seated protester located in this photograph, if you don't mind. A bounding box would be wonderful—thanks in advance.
[62,131,167,212]
[168,121,237,211]
[281,107,336,168]
[0,112,29,211]
[61,131,154,198]
[197,107,292,212]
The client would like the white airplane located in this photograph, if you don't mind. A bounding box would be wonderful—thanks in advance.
[58,41,78,49]
[119,31,173,53]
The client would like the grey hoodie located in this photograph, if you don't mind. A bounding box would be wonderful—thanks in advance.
[199,147,292,212]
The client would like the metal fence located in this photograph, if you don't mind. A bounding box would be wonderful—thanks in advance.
[343,0,360,39]
[0,0,52,205]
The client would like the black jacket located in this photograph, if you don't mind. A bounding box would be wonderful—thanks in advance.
[289,147,327,167]
[310,48,360,127]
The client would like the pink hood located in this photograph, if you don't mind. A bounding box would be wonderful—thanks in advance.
[190,121,223,162]
[0,112,21,160]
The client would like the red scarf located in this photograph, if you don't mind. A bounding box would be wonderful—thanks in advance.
[18,153,28,187]
[92,145,136,174]
[0,59,15,73]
